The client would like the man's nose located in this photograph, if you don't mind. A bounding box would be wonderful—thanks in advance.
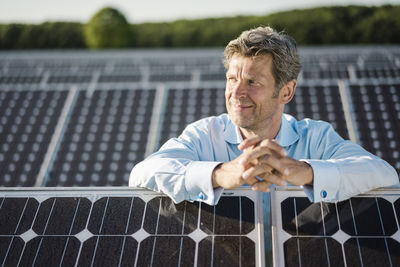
[231,80,247,98]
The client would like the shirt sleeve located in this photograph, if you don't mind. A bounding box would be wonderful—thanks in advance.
[129,119,225,205]
[300,121,399,202]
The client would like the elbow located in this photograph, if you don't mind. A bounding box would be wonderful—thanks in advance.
[129,161,145,187]
[383,162,399,187]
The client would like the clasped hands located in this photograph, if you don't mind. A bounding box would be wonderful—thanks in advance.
[212,137,314,192]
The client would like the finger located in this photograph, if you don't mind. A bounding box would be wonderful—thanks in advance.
[243,166,287,186]
[240,141,285,166]
[239,145,272,166]
[238,136,262,150]
[258,154,290,176]
[251,181,272,192]
[242,150,289,177]
[241,175,259,186]
[262,171,288,186]
[242,163,274,179]
[259,139,288,157]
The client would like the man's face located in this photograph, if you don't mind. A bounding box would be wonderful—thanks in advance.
[225,54,282,133]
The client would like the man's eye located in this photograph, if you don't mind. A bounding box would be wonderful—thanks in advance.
[249,80,256,85]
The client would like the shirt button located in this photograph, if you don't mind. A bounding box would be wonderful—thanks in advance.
[198,192,206,200]
[320,190,327,198]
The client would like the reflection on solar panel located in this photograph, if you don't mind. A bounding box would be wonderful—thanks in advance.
[0,188,265,266]
[271,187,400,267]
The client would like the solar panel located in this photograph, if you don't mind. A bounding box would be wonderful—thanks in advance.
[0,187,265,266]
[284,85,349,139]
[46,89,155,186]
[158,88,226,149]
[350,83,400,173]
[271,187,400,267]
[0,89,68,187]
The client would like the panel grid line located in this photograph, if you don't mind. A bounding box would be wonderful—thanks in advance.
[334,202,348,267]
[32,197,58,266]
[69,198,82,235]
[2,236,14,267]
[59,238,71,267]
[117,197,135,267]
[349,199,364,267]
[193,202,202,267]
[0,197,5,209]
[16,196,46,267]
[124,197,135,234]
[90,197,110,267]
[390,200,400,231]
[59,198,82,267]
[14,198,29,234]
[16,242,26,267]
[90,236,100,267]
[375,198,393,267]
[98,197,110,234]
[210,205,216,267]
[31,236,44,267]
[117,236,127,267]
[177,201,187,267]
[293,199,302,267]
[239,196,242,267]
[42,198,57,235]
[149,197,163,267]
[320,203,331,267]
[74,196,96,267]
[133,196,150,267]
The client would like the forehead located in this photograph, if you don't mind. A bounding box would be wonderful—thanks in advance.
[227,54,273,75]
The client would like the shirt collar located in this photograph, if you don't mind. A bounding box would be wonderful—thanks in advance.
[224,113,299,147]
[275,114,299,147]
[224,117,243,144]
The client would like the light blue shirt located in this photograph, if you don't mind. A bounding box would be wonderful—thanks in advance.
[129,113,399,205]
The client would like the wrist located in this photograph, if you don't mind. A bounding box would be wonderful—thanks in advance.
[303,161,314,185]
[212,163,223,188]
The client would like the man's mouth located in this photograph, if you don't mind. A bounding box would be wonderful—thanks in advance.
[230,102,253,110]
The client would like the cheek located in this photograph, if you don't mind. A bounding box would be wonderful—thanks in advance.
[225,86,231,99]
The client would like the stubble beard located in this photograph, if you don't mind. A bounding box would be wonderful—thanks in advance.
[227,100,258,130]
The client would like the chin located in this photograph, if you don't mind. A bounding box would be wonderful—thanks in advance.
[232,117,253,128]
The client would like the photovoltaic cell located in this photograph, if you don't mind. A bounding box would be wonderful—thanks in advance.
[272,188,400,267]
[0,188,264,266]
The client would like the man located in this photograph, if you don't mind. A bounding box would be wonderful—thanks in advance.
[129,26,398,205]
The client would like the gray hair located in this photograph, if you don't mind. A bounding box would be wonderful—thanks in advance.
[223,26,301,94]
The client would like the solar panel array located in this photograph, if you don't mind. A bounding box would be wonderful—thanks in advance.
[46,89,155,186]
[0,47,400,187]
[271,187,400,267]
[0,188,265,267]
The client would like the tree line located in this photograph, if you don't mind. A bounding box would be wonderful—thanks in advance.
[1,5,399,49]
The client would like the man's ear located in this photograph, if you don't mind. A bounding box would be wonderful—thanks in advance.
[279,80,297,104]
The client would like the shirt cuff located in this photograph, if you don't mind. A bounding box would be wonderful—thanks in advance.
[185,161,224,205]
[301,159,341,202]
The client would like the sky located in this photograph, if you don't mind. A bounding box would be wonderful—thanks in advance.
[1,0,400,24]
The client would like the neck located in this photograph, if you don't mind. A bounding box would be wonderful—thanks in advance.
[239,114,283,140]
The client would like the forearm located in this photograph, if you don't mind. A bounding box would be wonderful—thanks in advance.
[129,156,223,204]
[305,155,399,202]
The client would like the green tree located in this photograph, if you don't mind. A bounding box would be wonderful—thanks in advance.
[85,7,132,48]
[0,24,24,49]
